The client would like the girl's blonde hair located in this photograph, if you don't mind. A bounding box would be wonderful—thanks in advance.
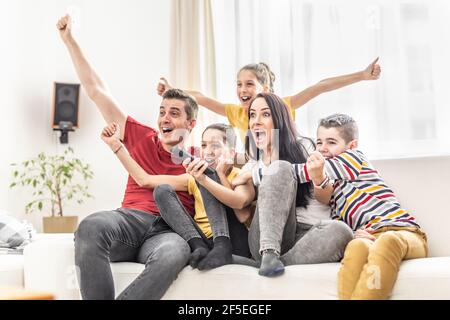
[238,62,276,93]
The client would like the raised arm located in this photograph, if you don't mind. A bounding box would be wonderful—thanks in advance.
[57,15,127,140]
[288,57,381,109]
[157,77,227,116]
[101,123,188,191]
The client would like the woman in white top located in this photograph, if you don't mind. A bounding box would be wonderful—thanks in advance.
[183,93,353,277]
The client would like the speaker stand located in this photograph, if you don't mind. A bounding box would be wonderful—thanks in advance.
[53,128,75,144]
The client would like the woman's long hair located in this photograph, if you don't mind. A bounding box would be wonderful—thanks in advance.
[245,93,313,208]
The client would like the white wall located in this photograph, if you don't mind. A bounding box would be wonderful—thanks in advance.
[0,0,171,231]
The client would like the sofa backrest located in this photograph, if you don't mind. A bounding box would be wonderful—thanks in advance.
[371,155,450,257]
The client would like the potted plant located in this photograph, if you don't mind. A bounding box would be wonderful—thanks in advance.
[10,147,94,233]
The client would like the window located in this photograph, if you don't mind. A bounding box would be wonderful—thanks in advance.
[211,0,450,159]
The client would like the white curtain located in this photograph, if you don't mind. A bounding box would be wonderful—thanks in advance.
[169,0,226,146]
[210,0,450,159]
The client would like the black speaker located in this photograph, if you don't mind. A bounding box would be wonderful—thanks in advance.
[52,82,80,129]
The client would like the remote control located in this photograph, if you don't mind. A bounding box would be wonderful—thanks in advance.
[171,146,216,175]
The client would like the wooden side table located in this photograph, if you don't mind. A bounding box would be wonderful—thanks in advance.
[0,286,55,300]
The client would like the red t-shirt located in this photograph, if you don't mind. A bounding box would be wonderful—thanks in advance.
[121,116,195,216]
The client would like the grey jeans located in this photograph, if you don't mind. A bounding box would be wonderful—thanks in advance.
[248,160,353,264]
[154,172,229,243]
[74,208,190,300]
[154,181,251,258]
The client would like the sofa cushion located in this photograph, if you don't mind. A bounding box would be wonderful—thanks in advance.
[391,257,450,299]
[162,263,340,300]
[110,257,450,300]
[109,262,340,300]
[23,234,450,299]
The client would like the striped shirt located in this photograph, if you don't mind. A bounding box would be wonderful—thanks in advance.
[252,150,419,231]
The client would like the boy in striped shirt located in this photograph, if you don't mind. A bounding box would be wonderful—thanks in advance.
[252,113,428,299]
[297,114,428,299]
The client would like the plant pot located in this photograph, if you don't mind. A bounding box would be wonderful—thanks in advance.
[42,216,78,233]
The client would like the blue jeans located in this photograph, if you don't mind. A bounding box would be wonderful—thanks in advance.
[74,208,190,300]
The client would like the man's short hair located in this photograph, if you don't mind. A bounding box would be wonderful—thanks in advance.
[162,89,198,120]
[319,113,359,143]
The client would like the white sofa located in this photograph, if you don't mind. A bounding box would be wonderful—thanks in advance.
[5,155,450,299]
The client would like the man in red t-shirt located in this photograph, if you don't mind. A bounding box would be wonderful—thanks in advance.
[58,15,198,300]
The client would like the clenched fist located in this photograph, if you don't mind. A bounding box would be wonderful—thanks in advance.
[306,151,327,186]
[56,14,73,43]
[101,122,122,152]
[156,77,173,96]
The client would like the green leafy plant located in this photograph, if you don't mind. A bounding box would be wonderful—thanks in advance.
[10,147,94,217]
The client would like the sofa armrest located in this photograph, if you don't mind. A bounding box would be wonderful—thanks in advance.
[23,234,80,300]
